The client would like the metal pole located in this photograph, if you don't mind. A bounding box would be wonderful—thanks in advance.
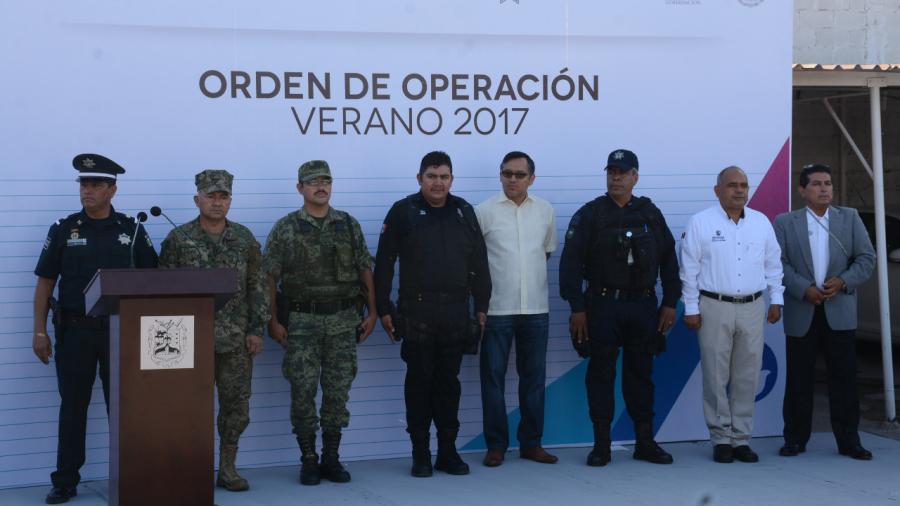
[822,98,874,179]
[868,78,896,422]
[839,98,847,207]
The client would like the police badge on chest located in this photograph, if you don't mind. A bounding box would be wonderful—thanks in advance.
[66,229,87,247]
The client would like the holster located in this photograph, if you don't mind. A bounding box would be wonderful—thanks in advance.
[275,290,289,328]
[48,296,63,345]
[389,302,406,342]
[463,317,481,355]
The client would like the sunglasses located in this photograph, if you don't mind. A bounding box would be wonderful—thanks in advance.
[500,170,530,180]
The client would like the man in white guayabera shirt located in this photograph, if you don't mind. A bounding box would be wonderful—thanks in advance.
[679,166,784,465]
[475,151,558,467]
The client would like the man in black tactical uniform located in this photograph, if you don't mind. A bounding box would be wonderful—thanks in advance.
[559,149,680,467]
[374,151,491,477]
[32,154,159,504]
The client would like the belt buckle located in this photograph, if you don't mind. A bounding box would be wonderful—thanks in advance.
[309,301,317,314]
[613,289,621,300]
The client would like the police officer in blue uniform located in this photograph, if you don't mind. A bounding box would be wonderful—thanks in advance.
[32,154,158,504]
[374,151,491,478]
[559,149,680,468]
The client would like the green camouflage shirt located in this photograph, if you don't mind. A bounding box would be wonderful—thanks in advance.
[159,218,270,353]
[263,207,373,301]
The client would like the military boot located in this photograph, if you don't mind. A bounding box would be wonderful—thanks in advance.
[434,430,469,475]
[320,431,351,483]
[216,444,249,491]
[298,434,321,485]
[633,422,673,464]
[410,431,433,477]
[587,421,611,467]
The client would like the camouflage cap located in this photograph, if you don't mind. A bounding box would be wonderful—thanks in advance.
[195,169,233,194]
[298,160,331,182]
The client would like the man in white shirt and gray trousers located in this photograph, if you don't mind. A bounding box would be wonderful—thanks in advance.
[680,166,784,464]
[475,151,559,467]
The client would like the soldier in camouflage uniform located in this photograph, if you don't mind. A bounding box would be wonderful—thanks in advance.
[158,169,269,492]
[263,160,377,486]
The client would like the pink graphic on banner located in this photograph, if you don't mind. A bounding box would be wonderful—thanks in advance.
[749,138,791,222]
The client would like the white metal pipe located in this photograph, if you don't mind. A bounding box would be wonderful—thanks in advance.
[840,98,847,207]
[868,81,896,422]
[822,98,874,179]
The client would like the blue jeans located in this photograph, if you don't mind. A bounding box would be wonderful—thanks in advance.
[479,313,549,450]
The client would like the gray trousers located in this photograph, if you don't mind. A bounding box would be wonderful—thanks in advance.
[697,296,765,446]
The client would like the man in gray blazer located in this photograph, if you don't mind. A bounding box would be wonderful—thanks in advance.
[773,164,875,460]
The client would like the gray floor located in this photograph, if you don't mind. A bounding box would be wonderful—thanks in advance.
[4,432,900,506]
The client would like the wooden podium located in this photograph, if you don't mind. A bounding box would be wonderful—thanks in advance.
[85,268,237,506]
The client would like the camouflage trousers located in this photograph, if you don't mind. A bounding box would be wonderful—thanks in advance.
[283,307,359,435]
[215,348,253,445]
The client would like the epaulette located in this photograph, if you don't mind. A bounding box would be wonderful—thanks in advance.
[54,212,81,227]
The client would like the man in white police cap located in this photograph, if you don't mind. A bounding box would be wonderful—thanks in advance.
[33,154,158,503]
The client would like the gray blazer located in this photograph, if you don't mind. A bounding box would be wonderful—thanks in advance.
[773,206,875,336]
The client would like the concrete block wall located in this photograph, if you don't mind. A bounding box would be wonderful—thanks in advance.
[794,0,900,63]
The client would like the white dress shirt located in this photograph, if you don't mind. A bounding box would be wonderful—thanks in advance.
[806,207,830,289]
[475,192,557,315]
[679,205,784,315]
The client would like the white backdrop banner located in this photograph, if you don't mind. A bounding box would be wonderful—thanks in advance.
[0,0,792,488]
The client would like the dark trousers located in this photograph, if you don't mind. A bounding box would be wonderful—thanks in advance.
[400,300,467,435]
[783,305,860,449]
[480,313,549,450]
[585,296,657,426]
[51,328,110,488]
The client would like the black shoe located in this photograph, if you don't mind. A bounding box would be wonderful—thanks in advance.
[320,457,351,483]
[434,430,469,475]
[733,445,759,463]
[633,440,674,465]
[838,444,873,461]
[713,444,733,463]
[411,457,434,478]
[586,446,611,467]
[45,486,77,504]
[779,443,806,457]
[299,458,321,486]
[434,452,469,475]
[410,431,433,477]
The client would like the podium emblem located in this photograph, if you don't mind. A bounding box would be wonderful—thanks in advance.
[140,316,195,370]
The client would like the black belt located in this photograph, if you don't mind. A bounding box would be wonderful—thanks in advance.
[289,298,356,315]
[591,286,653,301]
[61,314,109,330]
[406,291,469,304]
[700,290,763,304]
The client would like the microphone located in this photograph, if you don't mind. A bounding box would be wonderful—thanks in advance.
[129,211,148,268]
[149,206,204,258]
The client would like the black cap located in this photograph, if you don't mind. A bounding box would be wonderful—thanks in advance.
[604,149,639,172]
[72,153,125,181]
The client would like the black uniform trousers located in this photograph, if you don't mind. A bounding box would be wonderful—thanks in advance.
[783,305,860,449]
[585,294,657,426]
[51,327,110,488]
[400,300,467,436]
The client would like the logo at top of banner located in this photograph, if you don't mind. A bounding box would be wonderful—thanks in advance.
[738,0,764,6]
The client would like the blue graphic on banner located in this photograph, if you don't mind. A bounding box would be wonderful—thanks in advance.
[463,301,780,448]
